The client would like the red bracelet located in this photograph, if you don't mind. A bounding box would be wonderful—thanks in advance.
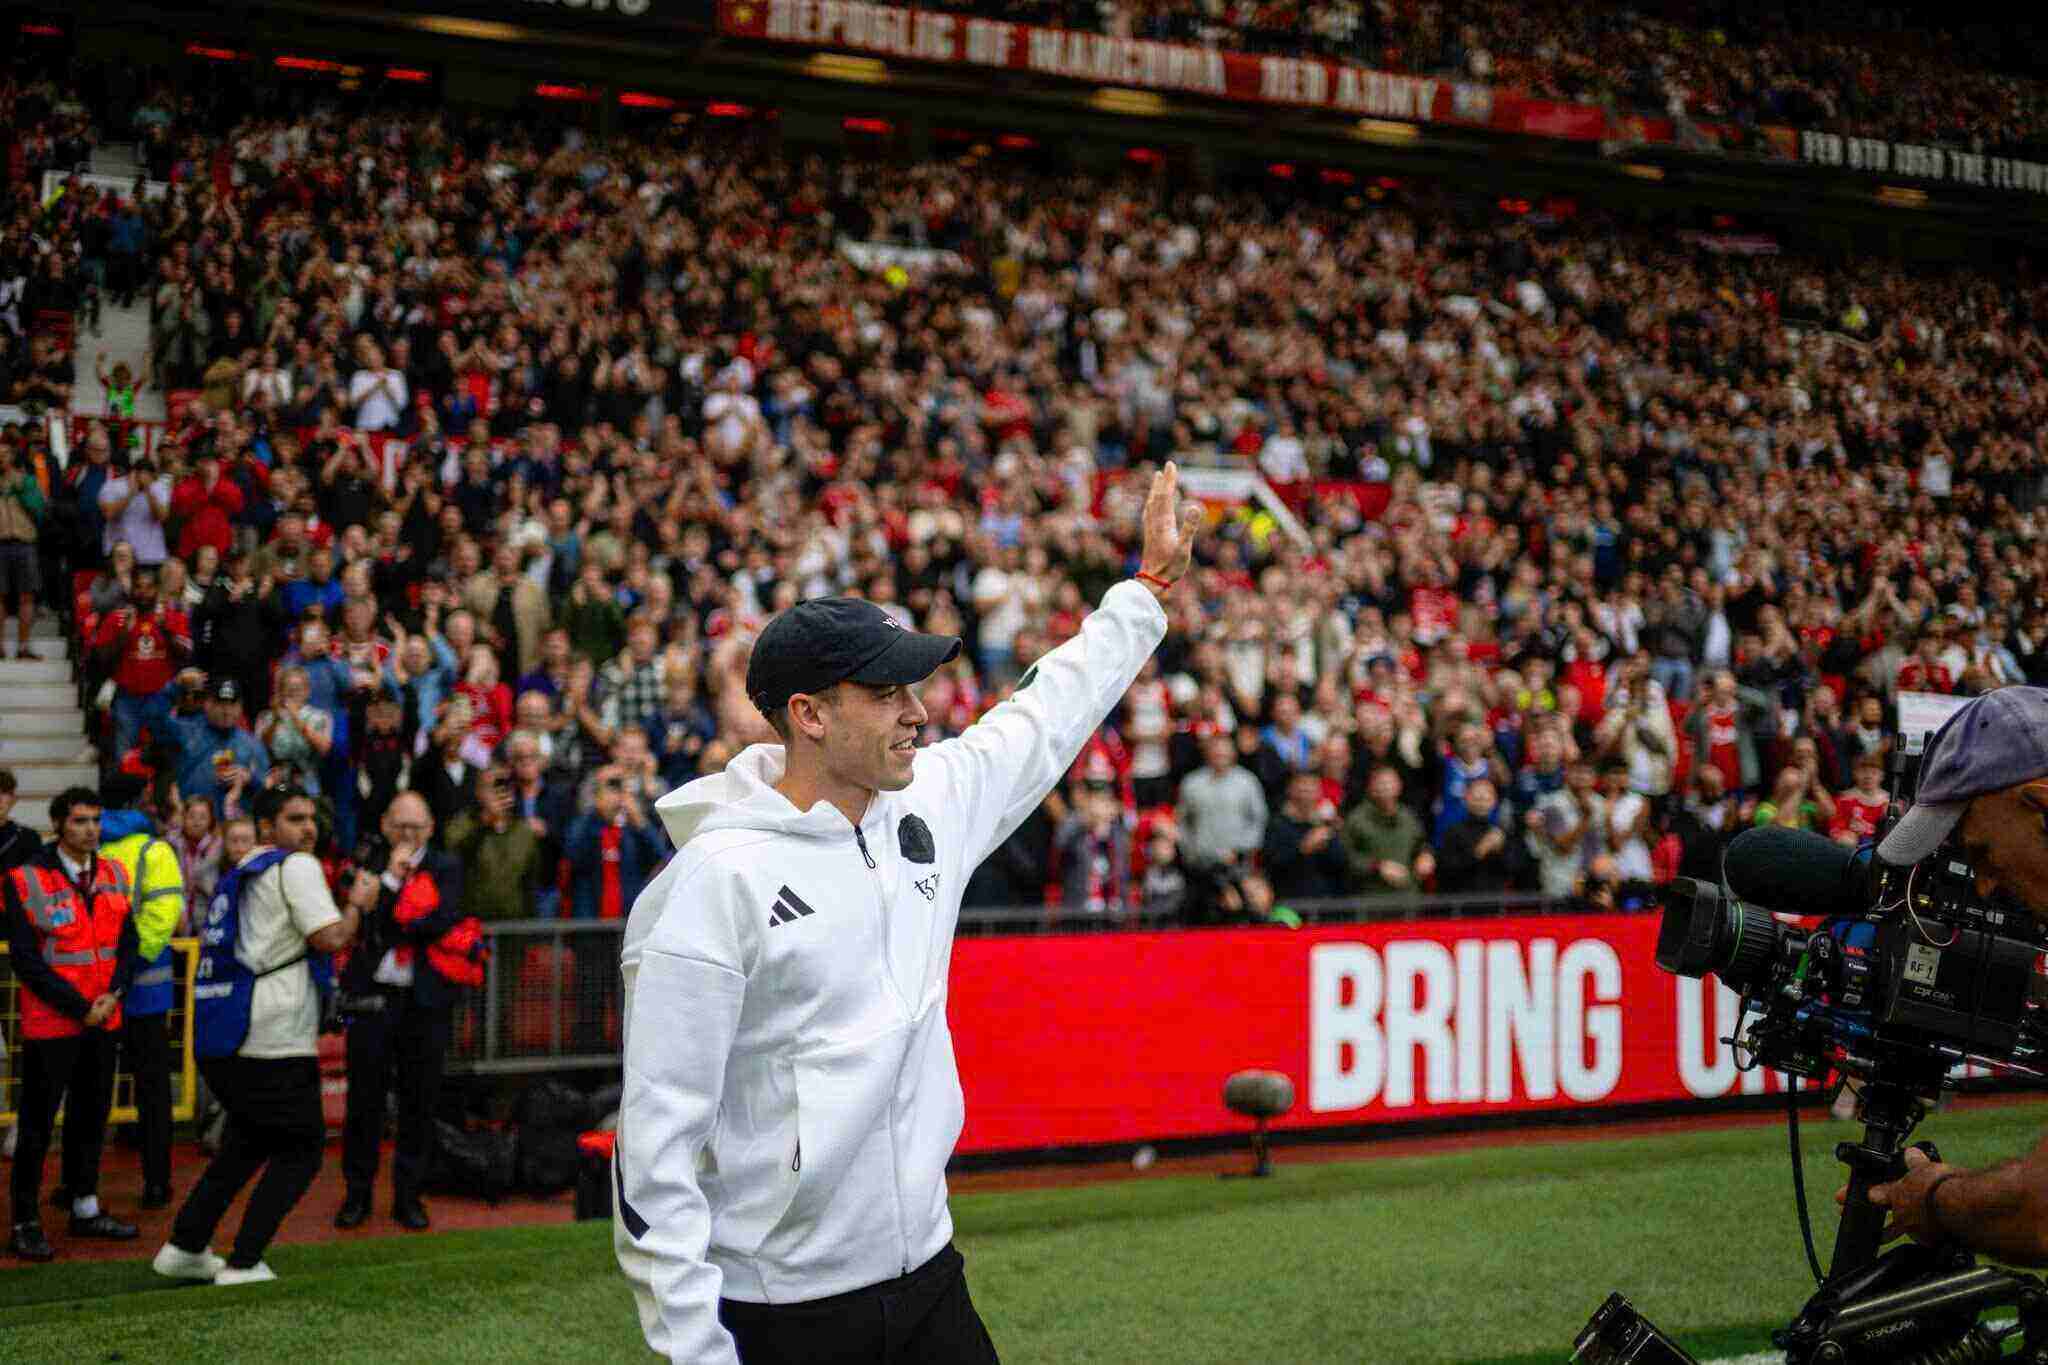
[1136,570,1177,591]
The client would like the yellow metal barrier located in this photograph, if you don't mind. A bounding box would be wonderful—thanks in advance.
[0,937,201,1127]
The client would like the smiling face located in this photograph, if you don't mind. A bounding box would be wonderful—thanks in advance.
[798,680,929,794]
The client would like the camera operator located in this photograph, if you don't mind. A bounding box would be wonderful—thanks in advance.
[1847,687,2048,1264]
[335,792,466,1232]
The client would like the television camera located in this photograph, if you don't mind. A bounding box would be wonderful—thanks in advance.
[1576,736,2048,1364]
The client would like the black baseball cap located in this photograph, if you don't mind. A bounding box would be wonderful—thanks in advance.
[747,599,961,720]
[209,677,240,703]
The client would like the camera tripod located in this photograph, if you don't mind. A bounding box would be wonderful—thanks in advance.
[1578,1072,2048,1365]
[1766,1075,2048,1364]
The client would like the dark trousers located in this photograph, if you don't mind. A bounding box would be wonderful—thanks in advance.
[120,1010,174,1191]
[9,1030,117,1229]
[341,990,450,1204]
[718,1243,1000,1365]
[170,1056,324,1269]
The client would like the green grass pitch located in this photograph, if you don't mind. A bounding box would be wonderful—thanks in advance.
[4,1098,2045,1362]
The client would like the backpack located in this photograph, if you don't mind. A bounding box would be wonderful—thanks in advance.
[515,1080,593,1195]
[193,849,334,1060]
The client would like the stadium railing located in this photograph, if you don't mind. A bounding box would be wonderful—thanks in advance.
[447,892,1577,1075]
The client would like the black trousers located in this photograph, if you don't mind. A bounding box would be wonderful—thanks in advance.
[120,1010,174,1191]
[718,1243,1000,1365]
[170,1056,324,1269]
[9,1029,118,1229]
[341,990,450,1204]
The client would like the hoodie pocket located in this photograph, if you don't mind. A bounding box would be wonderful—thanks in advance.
[765,1031,911,1268]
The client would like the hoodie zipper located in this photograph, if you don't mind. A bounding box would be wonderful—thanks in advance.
[854,818,912,1273]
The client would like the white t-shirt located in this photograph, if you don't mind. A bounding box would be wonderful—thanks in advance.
[234,848,342,1059]
[1608,792,1654,883]
[703,391,762,451]
[1260,433,1309,482]
[99,474,172,564]
[348,367,408,432]
[972,566,1027,650]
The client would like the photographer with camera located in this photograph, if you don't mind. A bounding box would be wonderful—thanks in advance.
[1843,687,2048,1265]
[335,792,467,1232]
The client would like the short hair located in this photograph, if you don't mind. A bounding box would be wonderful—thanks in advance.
[252,784,309,829]
[49,786,101,829]
[0,768,15,797]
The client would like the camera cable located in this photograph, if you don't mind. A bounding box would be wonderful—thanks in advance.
[1787,1076,1827,1286]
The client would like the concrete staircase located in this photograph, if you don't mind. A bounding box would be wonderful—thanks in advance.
[0,615,97,826]
[71,142,165,424]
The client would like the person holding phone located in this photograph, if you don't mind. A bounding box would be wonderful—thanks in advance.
[563,767,665,1053]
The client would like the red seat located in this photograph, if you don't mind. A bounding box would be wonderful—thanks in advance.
[514,944,573,1049]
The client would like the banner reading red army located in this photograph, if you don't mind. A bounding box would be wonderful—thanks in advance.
[716,0,1614,136]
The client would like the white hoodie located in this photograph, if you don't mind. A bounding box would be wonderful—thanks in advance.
[615,580,1168,1362]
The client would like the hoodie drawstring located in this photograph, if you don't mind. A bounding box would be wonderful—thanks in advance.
[853,825,877,869]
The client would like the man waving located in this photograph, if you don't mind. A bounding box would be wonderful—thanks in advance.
[615,464,1201,1363]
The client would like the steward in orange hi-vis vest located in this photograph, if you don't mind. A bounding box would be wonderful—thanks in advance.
[6,849,137,1040]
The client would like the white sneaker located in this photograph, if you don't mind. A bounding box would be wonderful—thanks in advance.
[212,1262,277,1287]
[153,1243,227,1281]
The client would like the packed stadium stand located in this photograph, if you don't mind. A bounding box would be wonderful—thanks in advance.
[3,13,2046,1012]
[5,19,2048,1339]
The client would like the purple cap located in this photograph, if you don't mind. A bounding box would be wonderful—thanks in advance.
[1877,686,2048,866]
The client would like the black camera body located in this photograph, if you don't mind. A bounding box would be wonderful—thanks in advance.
[1579,735,2048,1365]
[1654,848,2048,1089]
[1654,732,2048,1093]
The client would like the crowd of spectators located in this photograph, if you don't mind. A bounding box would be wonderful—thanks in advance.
[5,85,2048,933]
[3,52,210,407]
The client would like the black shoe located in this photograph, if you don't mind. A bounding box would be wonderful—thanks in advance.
[140,1184,172,1210]
[334,1193,371,1230]
[393,1200,430,1231]
[8,1223,53,1261]
[69,1212,139,1241]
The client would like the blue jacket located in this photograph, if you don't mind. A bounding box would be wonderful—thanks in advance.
[562,812,665,921]
[281,576,344,625]
[173,719,271,809]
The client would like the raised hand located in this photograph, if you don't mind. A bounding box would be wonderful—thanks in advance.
[1138,460,1202,588]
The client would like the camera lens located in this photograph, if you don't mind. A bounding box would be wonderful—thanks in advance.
[1654,879,1785,996]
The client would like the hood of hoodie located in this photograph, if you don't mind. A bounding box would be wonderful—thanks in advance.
[655,743,878,850]
[101,809,153,843]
